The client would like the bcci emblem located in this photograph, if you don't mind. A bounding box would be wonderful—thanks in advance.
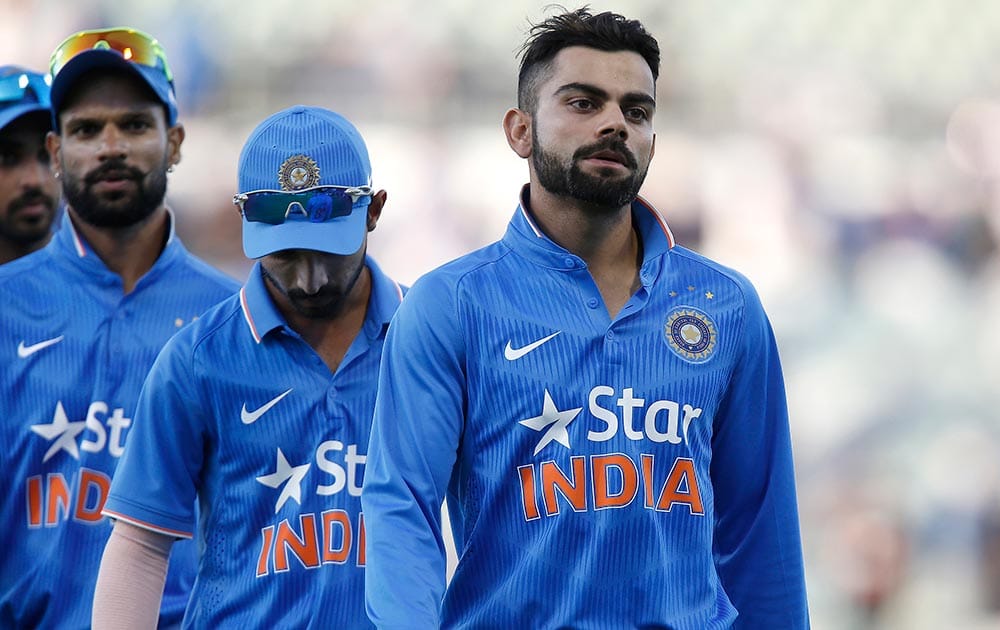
[664,307,717,363]
[278,154,320,191]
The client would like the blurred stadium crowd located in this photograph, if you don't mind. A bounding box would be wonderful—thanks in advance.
[4,0,1000,627]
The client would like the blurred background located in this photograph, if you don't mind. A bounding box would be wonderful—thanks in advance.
[5,0,1000,627]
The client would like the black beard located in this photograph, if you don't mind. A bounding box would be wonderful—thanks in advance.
[261,259,365,320]
[61,159,167,229]
[531,130,648,209]
[1,189,56,243]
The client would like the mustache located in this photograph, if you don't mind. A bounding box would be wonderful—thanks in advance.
[8,188,56,213]
[84,160,144,185]
[286,286,338,302]
[573,138,638,170]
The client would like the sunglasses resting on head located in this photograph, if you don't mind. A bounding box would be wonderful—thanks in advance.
[233,185,374,225]
[49,27,173,82]
[0,70,51,107]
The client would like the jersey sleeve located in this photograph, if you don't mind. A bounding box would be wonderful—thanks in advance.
[103,332,207,538]
[711,280,810,628]
[362,273,466,629]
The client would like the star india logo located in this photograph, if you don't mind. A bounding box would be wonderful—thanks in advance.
[278,154,320,191]
[664,306,717,363]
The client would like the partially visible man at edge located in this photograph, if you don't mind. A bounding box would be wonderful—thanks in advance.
[0,65,59,264]
[0,27,239,629]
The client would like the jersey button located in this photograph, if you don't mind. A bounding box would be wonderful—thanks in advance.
[563,257,575,269]
[606,330,616,341]
[587,298,599,309]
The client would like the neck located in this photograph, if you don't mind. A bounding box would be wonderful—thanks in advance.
[527,185,642,318]
[271,265,372,374]
[68,205,169,294]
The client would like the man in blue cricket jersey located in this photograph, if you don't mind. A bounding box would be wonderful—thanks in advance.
[91,105,403,629]
[0,28,238,629]
[363,8,810,629]
[0,65,59,264]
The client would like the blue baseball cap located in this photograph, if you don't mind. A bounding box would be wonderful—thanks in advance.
[238,106,373,259]
[48,28,178,130]
[0,66,52,133]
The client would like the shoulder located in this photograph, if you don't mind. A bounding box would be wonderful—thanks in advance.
[170,250,242,293]
[159,293,245,362]
[0,247,56,287]
[404,240,512,309]
[668,245,764,309]
[390,242,510,346]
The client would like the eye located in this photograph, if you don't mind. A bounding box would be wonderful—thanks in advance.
[122,118,151,133]
[69,122,100,138]
[0,149,20,168]
[569,98,597,112]
[625,107,650,122]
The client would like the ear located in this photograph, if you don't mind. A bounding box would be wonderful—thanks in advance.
[45,130,61,175]
[503,108,532,159]
[166,123,185,170]
[366,189,386,232]
[650,132,656,161]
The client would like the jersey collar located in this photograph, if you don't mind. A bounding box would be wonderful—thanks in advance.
[504,184,675,270]
[49,207,184,279]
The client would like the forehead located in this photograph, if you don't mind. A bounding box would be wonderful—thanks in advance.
[544,46,655,97]
[58,73,163,121]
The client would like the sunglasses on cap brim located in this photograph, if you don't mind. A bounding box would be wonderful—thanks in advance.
[49,27,173,83]
[233,185,374,225]
[0,71,51,107]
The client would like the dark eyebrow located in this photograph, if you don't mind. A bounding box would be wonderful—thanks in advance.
[553,82,656,109]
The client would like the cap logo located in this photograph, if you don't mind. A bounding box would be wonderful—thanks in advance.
[278,154,320,191]
[664,306,717,363]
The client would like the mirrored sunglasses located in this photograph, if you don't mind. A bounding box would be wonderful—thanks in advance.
[233,185,374,225]
[0,71,51,107]
[49,27,173,83]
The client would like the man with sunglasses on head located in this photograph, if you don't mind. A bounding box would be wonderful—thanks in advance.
[0,28,238,629]
[92,105,402,629]
[0,66,59,264]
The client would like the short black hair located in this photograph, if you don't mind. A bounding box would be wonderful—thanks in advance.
[516,6,660,113]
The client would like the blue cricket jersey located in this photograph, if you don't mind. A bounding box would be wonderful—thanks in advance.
[0,212,239,629]
[363,189,810,629]
[103,258,403,629]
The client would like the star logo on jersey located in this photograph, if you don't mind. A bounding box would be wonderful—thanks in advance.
[518,389,583,456]
[30,401,86,462]
[256,448,311,513]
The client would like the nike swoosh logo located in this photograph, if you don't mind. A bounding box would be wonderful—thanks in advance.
[241,388,293,425]
[17,336,65,358]
[504,331,561,361]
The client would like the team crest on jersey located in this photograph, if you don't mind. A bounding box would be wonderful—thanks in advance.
[278,154,320,191]
[664,306,717,363]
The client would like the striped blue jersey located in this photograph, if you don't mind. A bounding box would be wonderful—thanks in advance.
[363,191,809,629]
[104,258,403,629]
[0,212,239,629]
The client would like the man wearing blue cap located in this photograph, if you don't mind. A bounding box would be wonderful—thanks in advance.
[92,105,403,629]
[0,65,59,264]
[0,28,238,629]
